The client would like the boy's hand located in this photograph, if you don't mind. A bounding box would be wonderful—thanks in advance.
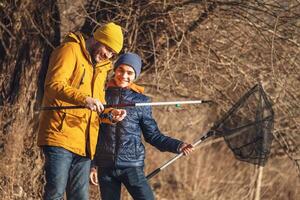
[111,109,127,122]
[179,143,194,155]
[90,167,98,186]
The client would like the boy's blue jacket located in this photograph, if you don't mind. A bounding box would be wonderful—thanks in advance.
[94,84,183,168]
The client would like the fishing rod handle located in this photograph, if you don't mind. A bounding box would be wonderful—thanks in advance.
[38,103,136,111]
[146,168,161,180]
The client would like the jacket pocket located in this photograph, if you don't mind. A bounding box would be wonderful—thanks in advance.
[69,63,86,89]
[136,142,145,160]
[60,111,87,134]
[58,112,66,132]
[41,110,66,133]
[77,68,85,89]
[58,104,88,118]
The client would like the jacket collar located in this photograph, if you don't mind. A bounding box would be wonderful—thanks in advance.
[63,32,112,70]
[107,79,145,94]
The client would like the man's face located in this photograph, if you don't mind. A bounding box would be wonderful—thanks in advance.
[90,42,115,63]
[114,64,136,88]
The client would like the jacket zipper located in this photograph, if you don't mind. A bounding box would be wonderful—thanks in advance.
[114,88,122,167]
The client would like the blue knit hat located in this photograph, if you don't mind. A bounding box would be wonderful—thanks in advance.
[114,52,142,78]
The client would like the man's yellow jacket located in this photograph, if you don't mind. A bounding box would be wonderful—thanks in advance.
[38,32,111,159]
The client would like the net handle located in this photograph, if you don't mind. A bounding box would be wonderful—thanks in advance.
[146,131,214,180]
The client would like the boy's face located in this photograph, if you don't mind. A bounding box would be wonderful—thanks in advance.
[114,64,136,88]
[90,42,115,63]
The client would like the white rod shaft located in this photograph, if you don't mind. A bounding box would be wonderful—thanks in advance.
[136,100,205,107]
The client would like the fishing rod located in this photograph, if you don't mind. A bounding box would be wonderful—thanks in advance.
[39,100,214,111]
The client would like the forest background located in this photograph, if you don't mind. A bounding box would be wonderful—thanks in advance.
[0,0,299,199]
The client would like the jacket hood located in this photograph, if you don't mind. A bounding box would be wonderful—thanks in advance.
[63,32,92,64]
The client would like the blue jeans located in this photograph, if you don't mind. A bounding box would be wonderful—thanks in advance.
[42,146,91,200]
[98,167,154,200]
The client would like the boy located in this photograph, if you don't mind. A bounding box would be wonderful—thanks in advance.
[90,52,193,200]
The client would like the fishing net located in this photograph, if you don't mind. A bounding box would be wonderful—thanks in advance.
[147,84,274,179]
[212,84,274,166]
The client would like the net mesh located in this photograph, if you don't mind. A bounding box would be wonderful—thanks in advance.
[213,84,274,166]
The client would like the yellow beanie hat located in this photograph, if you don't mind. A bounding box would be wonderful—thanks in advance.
[93,22,123,54]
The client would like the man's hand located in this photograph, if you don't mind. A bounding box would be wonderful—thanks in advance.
[179,143,194,155]
[111,109,127,122]
[85,97,104,113]
[89,167,98,186]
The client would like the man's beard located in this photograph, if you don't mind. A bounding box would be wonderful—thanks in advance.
[92,53,101,64]
[91,47,105,64]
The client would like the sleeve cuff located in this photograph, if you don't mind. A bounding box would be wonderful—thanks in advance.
[176,142,184,153]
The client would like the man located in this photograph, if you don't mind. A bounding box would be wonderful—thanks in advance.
[38,22,126,200]
[90,53,194,200]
